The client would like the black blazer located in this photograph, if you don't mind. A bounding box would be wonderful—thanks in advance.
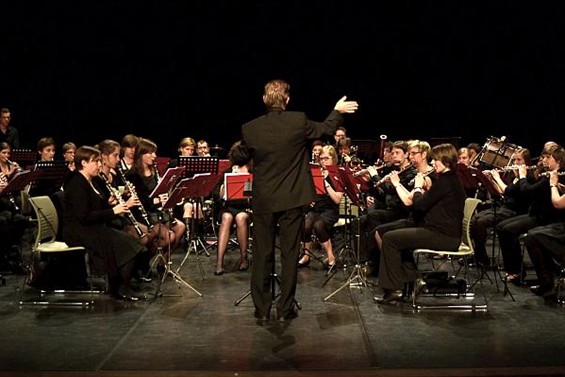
[242,109,342,214]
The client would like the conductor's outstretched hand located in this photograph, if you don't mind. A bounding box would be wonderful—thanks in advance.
[334,96,359,114]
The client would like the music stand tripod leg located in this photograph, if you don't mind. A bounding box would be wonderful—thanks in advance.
[234,268,302,310]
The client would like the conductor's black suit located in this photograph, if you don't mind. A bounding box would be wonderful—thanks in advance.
[242,108,343,319]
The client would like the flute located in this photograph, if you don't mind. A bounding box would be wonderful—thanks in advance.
[408,168,436,186]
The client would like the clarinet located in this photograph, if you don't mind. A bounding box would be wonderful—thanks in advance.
[153,161,177,226]
[115,165,154,230]
[99,173,146,239]
[1,171,20,212]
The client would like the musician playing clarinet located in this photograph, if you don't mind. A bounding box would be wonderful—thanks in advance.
[63,146,146,300]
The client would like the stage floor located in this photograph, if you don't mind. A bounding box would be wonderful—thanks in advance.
[1,238,564,377]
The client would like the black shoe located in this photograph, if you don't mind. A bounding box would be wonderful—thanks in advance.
[530,282,554,296]
[277,307,299,323]
[254,310,271,323]
[238,257,249,271]
[374,289,404,305]
[117,286,146,301]
[214,270,225,276]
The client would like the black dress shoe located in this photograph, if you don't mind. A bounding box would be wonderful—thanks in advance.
[277,307,299,322]
[373,289,404,305]
[254,310,270,323]
[214,270,225,276]
[530,282,554,296]
[117,286,147,301]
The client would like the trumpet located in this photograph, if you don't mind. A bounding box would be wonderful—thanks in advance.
[99,173,146,239]
[116,165,154,230]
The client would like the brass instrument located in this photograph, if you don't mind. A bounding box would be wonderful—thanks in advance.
[115,165,154,230]
[99,172,146,239]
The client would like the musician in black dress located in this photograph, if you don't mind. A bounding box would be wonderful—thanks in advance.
[214,141,252,275]
[375,143,466,304]
[298,145,344,268]
[125,138,186,255]
[63,146,146,300]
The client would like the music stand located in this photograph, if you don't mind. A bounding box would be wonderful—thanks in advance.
[149,167,184,199]
[10,149,37,170]
[151,187,203,298]
[178,156,219,177]
[176,173,223,269]
[324,166,373,302]
[1,170,42,213]
[223,173,253,201]
[28,161,68,197]
[154,156,171,177]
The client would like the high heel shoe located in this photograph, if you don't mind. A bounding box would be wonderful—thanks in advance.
[297,256,310,268]
[373,289,404,305]
[238,256,249,271]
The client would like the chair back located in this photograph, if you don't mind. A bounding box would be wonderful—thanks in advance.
[29,196,59,246]
[461,197,481,250]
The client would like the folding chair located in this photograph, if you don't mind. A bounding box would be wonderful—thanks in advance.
[412,197,488,311]
[19,196,96,306]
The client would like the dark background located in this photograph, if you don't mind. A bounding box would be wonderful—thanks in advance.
[2,1,564,159]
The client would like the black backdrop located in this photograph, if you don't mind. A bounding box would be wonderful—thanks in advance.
[2,1,564,159]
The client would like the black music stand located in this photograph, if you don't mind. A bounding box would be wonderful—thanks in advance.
[1,170,41,214]
[28,161,68,197]
[178,156,220,240]
[178,156,219,177]
[10,149,37,170]
[176,173,223,270]
[151,187,203,298]
[324,166,373,302]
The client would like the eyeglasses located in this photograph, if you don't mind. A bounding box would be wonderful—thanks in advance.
[408,151,421,156]
[319,157,331,161]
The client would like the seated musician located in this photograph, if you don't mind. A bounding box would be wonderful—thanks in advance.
[126,138,186,257]
[167,137,196,168]
[0,142,28,272]
[525,170,565,304]
[298,145,344,268]
[62,142,77,171]
[196,139,211,157]
[497,143,565,284]
[118,134,139,174]
[214,141,252,275]
[375,143,466,304]
[355,140,416,267]
[63,146,146,300]
[372,140,436,273]
[311,139,324,164]
[469,148,532,266]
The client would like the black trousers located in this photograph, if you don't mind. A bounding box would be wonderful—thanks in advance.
[470,205,517,263]
[379,227,460,291]
[525,222,565,285]
[251,207,304,317]
[496,214,540,274]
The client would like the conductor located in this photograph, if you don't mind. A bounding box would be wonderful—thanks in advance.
[242,79,358,322]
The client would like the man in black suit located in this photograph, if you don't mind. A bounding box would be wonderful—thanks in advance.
[242,79,358,322]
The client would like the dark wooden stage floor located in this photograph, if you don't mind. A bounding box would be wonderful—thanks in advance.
[1,236,564,377]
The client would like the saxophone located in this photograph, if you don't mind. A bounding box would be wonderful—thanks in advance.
[115,165,154,230]
[99,172,146,239]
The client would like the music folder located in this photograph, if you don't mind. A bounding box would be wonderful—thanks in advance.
[149,167,184,199]
[310,164,342,195]
[224,173,253,201]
